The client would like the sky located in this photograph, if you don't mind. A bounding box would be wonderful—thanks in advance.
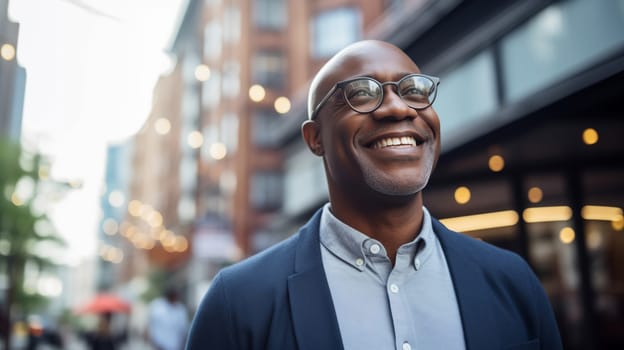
[9,0,187,265]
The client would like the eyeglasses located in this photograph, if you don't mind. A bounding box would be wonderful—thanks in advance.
[310,74,440,120]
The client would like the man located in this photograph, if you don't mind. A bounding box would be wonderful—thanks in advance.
[147,287,189,350]
[186,40,562,350]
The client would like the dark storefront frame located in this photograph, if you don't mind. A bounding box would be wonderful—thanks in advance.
[390,0,624,349]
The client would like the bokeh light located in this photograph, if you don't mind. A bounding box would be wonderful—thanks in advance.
[194,64,211,82]
[154,118,171,135]
[454,186,471,204]
[582,128,599,145]
[274,96,291,114]
[488,155,505,172]
[249,84,266,102]
[209,142,227,160]
[527,187,543,203]
[1,43,16,61]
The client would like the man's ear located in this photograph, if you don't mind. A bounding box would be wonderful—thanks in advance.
[301,120,324,156]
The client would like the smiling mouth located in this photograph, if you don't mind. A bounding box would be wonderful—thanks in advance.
[371,136,423,149]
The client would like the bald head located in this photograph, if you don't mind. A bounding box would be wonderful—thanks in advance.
[307,40,420,119]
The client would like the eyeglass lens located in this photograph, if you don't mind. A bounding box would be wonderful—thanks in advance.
[342,75,436,112]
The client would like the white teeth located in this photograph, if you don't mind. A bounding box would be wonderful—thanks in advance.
[373,136,417,149]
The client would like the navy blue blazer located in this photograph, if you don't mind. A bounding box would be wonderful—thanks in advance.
[186,209,562,350]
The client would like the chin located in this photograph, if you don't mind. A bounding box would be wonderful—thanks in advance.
[365,174,430,197]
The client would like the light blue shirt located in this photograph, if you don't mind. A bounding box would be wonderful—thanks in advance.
[320,203,466,350]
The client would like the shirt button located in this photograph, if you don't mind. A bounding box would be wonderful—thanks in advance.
[402,342,412,350]
[390,284,399,293]
[414,257,421,270]
[370,244,381,254]
[355,258,364,266]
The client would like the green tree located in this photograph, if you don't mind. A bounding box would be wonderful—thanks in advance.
[0,138,66,349]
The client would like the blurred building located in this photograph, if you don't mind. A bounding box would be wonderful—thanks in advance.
[132,0,622,349]
[0,0,26,141]
[98,141,134,290]
[146,0,391,306]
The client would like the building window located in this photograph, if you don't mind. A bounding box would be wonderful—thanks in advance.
[253,0,286,30]
[311,7,361,58]
[222,62,240,98]
[252,109,282,148]
[435,50,498,140]
[203,20,222,61]
[221,112,239,153]
[501,0,624,102]
[202,70,221,110]
[250,171,283,210]
[252,50,285,89]
[223,5,241,43]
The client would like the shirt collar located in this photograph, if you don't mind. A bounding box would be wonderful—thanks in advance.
[319,203,435,271]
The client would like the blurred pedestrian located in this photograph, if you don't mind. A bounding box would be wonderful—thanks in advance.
[83,312,126,350]
[186,40,563,349]
[147,286,189,350]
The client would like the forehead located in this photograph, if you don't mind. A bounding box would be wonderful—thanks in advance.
[331,43,420,82]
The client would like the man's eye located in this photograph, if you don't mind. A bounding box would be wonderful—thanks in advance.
[348,89,375,99]
[403,87,423,96]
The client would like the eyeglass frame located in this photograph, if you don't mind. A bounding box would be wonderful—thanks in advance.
[309,73,440,120]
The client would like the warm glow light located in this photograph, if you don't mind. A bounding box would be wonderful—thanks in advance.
[128,200,143,217]
[162,234,177,248]
[209,142,227,160]
[99,244,123,264]
[612,216,624,231]
[1,43,16,61]
[147,211,163,228]
[581,205,623,221]
[454,186,471,204]
[440,210,519,232]
[559,227,575,244]
[125,226,139,240]
[139,204,154,219]
[527,187,543,204]
[488,155,505,172]
[195,64,211,81]
[523,206,572,223]
[173,236,188,252]
[187,131,204,149]
[102,218,119,235]
[249,84,266,102]
[108,190,125,208]
[274,96,291,114]
[582,128,599,145]
[154,118,171,135]
[10,193,24,206]
[587,231,603,250]
[152,229,169,241]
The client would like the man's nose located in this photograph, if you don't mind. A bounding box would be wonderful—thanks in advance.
[371,85,415,120]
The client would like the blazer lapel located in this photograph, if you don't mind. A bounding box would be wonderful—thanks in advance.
[433,219,497,350]
[288,210,344,350]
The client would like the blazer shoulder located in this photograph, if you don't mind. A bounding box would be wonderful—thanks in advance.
[433,218,532,276]
[219,232,301,286]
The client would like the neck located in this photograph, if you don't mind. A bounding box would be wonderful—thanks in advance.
[329,192,425,265]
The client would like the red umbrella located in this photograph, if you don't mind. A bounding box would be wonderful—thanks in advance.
[75,293,132,314]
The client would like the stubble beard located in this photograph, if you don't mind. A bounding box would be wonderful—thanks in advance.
[361,149,436,197]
